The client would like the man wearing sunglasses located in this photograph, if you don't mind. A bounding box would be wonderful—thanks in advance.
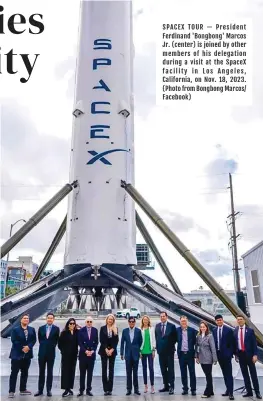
[78,316,98,397]
[121,317,143,396]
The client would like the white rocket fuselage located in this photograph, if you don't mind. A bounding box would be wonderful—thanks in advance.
[64,0,136,270]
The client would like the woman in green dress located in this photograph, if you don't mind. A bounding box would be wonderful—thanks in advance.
[140,315,156,394]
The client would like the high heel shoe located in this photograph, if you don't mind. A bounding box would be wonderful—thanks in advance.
[144,385,148,393]
[151,387,155,394]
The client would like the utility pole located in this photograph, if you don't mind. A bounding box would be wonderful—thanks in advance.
[229,173,241,292]
[227,173,246,313]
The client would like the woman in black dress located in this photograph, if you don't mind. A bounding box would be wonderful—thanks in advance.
[98,314,119,395]
[58,318,79,397]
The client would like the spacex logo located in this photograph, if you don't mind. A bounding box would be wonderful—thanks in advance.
[85,38,129,166]
[87,149,128,165]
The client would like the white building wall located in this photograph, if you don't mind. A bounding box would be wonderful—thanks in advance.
[242,241,263,333]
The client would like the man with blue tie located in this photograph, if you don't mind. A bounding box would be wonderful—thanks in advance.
[34,313,60,397]
[155,312,177,395]
[176,316,197,396]
[78,316,99,397]
[212,314,235,400]
[8,313,36,398]
[234,315,262,399]
[121,316,143,395]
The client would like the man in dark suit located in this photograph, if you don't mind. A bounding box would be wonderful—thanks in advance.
[121,316,143,395]
[176,316,197,396]
[8,313,36,398]
[212,314,235,400]
[155,311,177,395]
[34,312,60,397]
[234,315,262,399]
[78,316,98,397]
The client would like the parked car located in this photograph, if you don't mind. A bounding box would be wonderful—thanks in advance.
[116,307,141,319]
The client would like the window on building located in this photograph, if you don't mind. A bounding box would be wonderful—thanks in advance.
[251,270,262,304]
[136,244,149,264]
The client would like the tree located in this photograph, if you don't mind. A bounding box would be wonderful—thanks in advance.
[5,286,19,297]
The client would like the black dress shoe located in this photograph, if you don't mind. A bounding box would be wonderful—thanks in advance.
[126,391,131,395]
[182,391,189,395]
[159,388,169,392]
[222,393,229,397]
[34,392,43,397]
[229,395,235,400]
[47,392,52,397]
[62,391,70,397]
[169,388,174,395]
[69,390,73,395]
[108,392,112,395]
[192,391,197,396]
[104,392,108,396]
[256,394,262,400]
[86,391,93,396]
[77,392,84,397]
[243,394,253,398]
[134,390,141,395]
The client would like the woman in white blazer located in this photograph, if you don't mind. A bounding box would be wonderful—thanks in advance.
[140,315,156,394]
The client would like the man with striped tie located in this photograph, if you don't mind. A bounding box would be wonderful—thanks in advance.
[34,313,60,397]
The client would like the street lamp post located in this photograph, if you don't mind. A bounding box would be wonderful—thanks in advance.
[3,219,26,298]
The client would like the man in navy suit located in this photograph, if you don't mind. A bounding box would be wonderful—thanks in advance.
[121,316,143,395]
[34,312,60,397]
[234,315,262,399]
[176,316,197,396]
[155,311,177,395]
[212,314,235,400]
[78,316,99,397]
[8,313,36,398]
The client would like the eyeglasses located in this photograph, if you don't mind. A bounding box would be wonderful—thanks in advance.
[86,321,92,323]
[69,322,75,325]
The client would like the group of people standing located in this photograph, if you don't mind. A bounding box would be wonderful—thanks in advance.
[8,311,262,400]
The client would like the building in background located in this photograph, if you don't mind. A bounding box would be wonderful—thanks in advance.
[7,256,39,282]
[135,244,155,270]
[7,266,27,291]
[0,259,8,299]
[242,240,263,332]
[183,287,239,316]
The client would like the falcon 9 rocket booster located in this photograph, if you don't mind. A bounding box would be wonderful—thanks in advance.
[64,0,136,276]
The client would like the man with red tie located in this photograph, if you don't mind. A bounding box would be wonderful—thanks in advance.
[77,316,98,397]
[234,315,262,399]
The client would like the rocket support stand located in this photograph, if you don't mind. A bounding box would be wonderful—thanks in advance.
[32,215,67,283]
[1,266,92,322]
[122,181,263,346]
[1,182,77,259]
[136,210,182,295]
